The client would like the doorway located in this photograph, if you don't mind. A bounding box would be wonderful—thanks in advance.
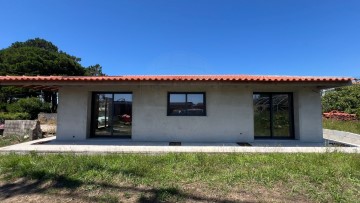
[91,92,132,138]
[253,93,294,139]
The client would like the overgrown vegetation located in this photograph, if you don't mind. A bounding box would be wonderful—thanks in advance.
[0,112,30,121]
[0,97,50,122]
[0,153,359,202]
[0,135,30,147]
[323,119,360,134]
[6,97,50,119]
[322,84,360,117]
[321,84,360,134]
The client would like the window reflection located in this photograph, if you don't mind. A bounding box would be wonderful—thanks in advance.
[187,94,205,116]
[168,93,206,116]
[92,93,132,138]
[253,93,293,138]
[253,94,271,137]
[169,94,187,115]
[272,94,291,137]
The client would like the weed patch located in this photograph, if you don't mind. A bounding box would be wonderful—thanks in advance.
[0,135,29,147]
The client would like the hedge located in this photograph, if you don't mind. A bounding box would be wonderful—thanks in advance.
[6,97,50,119]
[0,112,31,122]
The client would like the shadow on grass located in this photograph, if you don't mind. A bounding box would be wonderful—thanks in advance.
[0,173,243,202]
[0,173,82,198]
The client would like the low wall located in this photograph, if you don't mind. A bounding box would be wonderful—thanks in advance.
[38,113,57,124]
[3,120,42,140]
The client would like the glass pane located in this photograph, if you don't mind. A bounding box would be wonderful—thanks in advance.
[253,94,271,137]
[187,94,205,116]
[112,94,132,137]
[169,94,186,115]
[272,94,291,137]
[94,93,113,136]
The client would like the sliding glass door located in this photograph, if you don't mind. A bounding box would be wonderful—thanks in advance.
[91,92,132,138]
[253,93,294,139]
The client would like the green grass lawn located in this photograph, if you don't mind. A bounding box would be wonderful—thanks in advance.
[323,119,360,134]
[0,153,359,202]
[0,121,359,202]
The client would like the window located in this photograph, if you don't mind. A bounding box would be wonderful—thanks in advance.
[253,93,294,139]
[167,92,206,116]
[91,92,132,138]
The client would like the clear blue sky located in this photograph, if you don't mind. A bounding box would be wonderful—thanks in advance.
[1,0,359,77]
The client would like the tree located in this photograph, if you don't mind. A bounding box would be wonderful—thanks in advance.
[10,38,59,52]
[0,38,85,76]
[85,64,106,76]
[0,38,101,113]
[322,84,360,116]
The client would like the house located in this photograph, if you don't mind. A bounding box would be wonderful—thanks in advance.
[0,75,353,144]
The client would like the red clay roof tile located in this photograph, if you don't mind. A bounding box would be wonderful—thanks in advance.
[0,75,353,83]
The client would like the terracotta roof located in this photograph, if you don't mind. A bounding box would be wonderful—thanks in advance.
[0,75,354,82]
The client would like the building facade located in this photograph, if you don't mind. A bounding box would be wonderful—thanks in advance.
[0,75,353,144]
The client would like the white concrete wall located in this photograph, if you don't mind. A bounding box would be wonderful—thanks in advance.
[55,83,324,143]
[294,89,323,142]
[133,84,254,142]
[57,87,90,141]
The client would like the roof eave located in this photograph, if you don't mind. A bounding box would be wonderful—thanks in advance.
[0,79,353,91]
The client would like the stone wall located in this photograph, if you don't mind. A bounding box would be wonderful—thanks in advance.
[3,120,42,140]
[38,113,57,124]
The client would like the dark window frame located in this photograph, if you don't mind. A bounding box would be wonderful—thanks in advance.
[90,91,133,139]
[167,92,207,116]
[253,92,295,139]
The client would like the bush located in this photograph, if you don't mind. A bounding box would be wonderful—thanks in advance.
[0,112,31,122]
[6,97,50,119]
[322,84,360,117]
[0,102,7,112]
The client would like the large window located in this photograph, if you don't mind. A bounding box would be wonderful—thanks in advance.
[253,93,294,139]
[91,92,132,138]
[167,92,206,116]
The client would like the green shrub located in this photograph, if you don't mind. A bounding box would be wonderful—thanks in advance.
[322,84,360,117]
[6,97,50,119]
[0,112,31,122]
[0,102,7,112]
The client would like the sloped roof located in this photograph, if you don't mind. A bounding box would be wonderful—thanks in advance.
[0,75,353,91]
[0,75,353,82]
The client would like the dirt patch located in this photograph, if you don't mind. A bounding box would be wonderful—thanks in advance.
[0,179,312,203]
